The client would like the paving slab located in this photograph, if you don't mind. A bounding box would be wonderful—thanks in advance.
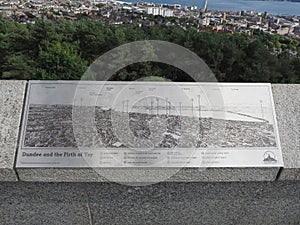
[0,181,299,225]
[86,181,300,225]
[0,202,91,225]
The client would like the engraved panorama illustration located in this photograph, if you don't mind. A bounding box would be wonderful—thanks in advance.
[21,81,279,151]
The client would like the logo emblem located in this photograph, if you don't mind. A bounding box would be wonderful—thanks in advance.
[263,151,277,164]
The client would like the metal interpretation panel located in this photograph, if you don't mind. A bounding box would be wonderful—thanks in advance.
[16,81,283,168]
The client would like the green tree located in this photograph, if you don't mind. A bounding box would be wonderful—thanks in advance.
[35,41,87,80]
[1,53,34,79]
[74,19,107,62]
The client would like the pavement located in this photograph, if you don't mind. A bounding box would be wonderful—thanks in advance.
[0,181,299,225]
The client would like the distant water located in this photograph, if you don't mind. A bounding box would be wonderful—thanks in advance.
[127,0,300,16]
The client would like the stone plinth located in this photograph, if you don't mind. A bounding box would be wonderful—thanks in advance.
[272,84,300,180]
[17,167,279,182]
[0,80,27,181]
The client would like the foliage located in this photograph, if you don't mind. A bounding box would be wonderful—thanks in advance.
[35,41,87,80]
[0,17,299,83]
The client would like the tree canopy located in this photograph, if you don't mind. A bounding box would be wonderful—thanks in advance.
[0,17,299,83]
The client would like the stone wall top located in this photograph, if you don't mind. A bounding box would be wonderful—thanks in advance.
[0,81,299,182]
[0,80,27,181]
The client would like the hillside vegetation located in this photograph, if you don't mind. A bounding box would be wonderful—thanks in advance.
[0,17,299,83]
